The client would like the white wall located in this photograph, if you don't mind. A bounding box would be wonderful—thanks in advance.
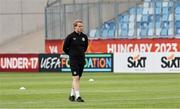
[0,0,47,45]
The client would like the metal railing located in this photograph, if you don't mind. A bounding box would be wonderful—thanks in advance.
[45,0,142,39]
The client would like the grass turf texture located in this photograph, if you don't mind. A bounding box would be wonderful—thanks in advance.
[0,73,180,108]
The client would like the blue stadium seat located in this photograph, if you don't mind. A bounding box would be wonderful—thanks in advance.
[109,30,115,37]
[175,7,180,14]
[142,15,148,22]
[129,15,135,22]
[156,28,161,36]
[175,21,180,28]
[108,22,116,37]
[162,7,169,14]
[137,29,141,36]
[129,22,135,29]
[140,28,148,36]
[176,1,180,7]
[101,23,110,37]
[155,15,161,22]
[156,1,162,8]
[89,29,97,37]
[169,14,173,21]
[149,22,153,28]
[155,8,161,15]
[137,14,142,22]
[156,22,161,28]
[119,14,129,23]
[162,14,169,21]
[94,30,100,37]
[137,7,143,14]
[129,8,136,15]
[137,22,141,29]
[149,8,154,14]
[176,28,180,35]
[162,1,168,7]
[141,22,148,29]
[175,20,180,35]
[161,28,168,36]
[148,28,154,36]
[148,15,154,22]
[143,2,150,8]
[176,1,180,12]
[102,29,108,37]
[176,14,180,21]
[143,8,149,14]
[128,29,134,37]
[162,21,169,29]
[121,23,128,29]
[168,1,173,7]
[168,28,174,36]
[121,29,128,37]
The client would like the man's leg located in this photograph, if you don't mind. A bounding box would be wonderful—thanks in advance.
[69,62,84,102]
[70,80,75,96]
[74,62,85,96]
[72,76,80,98]
[73,62,85,102]
[69,62,78,102]
[72,75,84,102]
[69,80,75,101]
[69,76,78,102]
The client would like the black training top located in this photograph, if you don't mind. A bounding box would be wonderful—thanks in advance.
[63,31,88,58]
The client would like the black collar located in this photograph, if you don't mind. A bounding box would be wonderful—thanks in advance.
[74,31,81,35]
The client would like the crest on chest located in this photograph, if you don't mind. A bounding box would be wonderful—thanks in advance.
[73,37,76,40]
[82,37,85,41]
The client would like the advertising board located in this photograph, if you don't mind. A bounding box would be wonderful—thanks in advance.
[0,54,113,72]
[114,52,180,73]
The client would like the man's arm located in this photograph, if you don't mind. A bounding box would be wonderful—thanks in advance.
[63,36,70,55]
[84,35,88,52]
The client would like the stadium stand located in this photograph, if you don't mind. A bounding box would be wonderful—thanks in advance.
[90,0,180,38]
[45,0,141,39]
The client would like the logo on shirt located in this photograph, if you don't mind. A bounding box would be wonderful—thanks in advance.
[73,38,76,40]
[73,71,77,75]
[82,37,85,41]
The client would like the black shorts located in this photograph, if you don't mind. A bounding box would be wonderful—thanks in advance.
[69,58,85,77]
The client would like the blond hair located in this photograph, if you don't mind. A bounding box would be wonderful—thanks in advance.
[73,19,83,28]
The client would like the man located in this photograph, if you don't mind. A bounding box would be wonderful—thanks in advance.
[63,19,88,102]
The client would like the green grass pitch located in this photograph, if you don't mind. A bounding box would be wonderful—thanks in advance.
[0,73,180,108]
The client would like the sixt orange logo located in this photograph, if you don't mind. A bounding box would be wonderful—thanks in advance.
[161,54,180,68]
[127,54,147,68]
